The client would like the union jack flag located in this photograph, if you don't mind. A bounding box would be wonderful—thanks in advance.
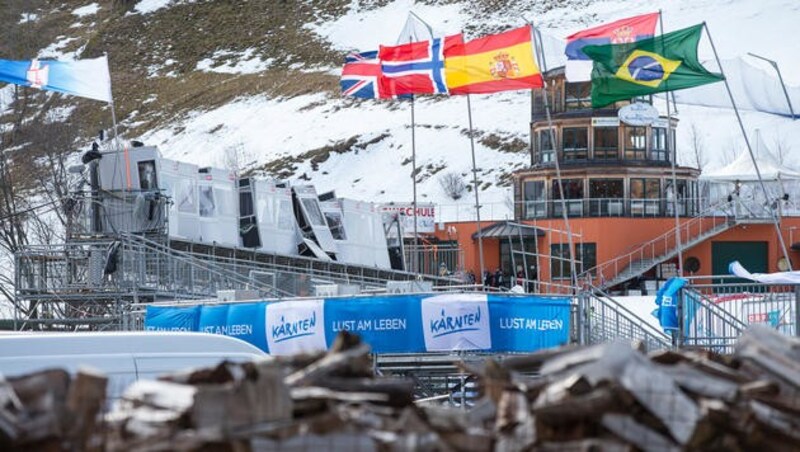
[340,54,385,99]
[379,34,463,96]
[341,51,411,99]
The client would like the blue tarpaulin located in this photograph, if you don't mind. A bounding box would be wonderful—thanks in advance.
[144,305,201,331]
[653,277,687,331]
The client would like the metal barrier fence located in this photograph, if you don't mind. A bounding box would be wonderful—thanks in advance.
[679,277,799,353]
[403,243,464,279]
[578,288,672,352]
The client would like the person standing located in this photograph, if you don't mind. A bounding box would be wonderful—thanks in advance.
[494,267,504,289]
[483,270,494,288]
[528,264,538,293]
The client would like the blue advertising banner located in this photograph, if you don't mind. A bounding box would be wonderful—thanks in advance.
[143,294,572,355]
[488,294,571,350]
[144,305,200,331]
[198,305,230,335]
[226,303,268,351]
[325,295,425,353]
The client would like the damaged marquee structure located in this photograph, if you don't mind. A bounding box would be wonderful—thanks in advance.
[12,144,459,331]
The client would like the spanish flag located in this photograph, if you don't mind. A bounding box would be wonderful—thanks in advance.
[444,25,543,95]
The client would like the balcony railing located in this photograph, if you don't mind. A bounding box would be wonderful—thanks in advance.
[522,197,704,220]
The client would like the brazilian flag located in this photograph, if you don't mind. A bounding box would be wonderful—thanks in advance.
[583,24,724,108]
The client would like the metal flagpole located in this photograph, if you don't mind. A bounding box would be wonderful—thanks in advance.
[704,22,793,270]
[531,23,579,292]
[396,13,435,275]
[660,10,684,276]
[104,53,122,152]
[529,90,535,167]
[410,97,419,273]
[466,94,486,282]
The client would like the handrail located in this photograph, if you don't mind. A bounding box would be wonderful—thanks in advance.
[680,286,748,331]
[587,284,672,344]
[124,233,461,293]
[120,233,295,297]
[578,200,737,286]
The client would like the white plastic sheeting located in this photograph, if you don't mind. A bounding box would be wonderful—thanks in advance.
[667,57,799,118]
[251,179,299,255]
[160,158,200,241]
[730,260,800,284]
[293,185,338,256]
[197,167,238,247]
[536,31,797,118]
[321,199,391,269]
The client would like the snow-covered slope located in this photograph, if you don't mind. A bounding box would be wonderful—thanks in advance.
[9,0,800,222]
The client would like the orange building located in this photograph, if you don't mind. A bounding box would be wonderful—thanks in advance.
[436,67,800,294]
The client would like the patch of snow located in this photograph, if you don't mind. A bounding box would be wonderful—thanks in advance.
[312,0,799,84]
[134,0,172,14]
[612,295,662,332]
[18,13,38,24]
[308,0,468,51]
[44,106,77,124]
[134,0,196,15]
[147,59,178,77]
[196,49,273,74]
[126,120,148,130]
[72,3,100,17]
[38,37,79,59]
[139,91,529,221]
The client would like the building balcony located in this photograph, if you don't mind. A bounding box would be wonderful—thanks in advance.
[521,197,703,220]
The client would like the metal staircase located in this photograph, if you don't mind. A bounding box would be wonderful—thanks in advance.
[580,201,744,290]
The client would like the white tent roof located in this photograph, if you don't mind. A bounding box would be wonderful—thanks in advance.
[701,132,800,182]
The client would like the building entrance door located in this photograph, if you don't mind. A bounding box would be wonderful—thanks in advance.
[711,241,768,286]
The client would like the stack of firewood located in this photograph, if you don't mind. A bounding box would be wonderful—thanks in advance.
[6,326,800,450]
[104,326,800,450]
[0,368,107,450]
[103,331,420,450]
[480,324,800,450]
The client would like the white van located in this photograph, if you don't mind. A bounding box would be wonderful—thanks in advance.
[0,332,267,399]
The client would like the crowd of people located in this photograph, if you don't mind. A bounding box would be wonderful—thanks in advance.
[482,264,538,292]
[441,262,539,292]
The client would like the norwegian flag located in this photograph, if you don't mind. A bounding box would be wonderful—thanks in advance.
[340,51,387,99]
[379,34,463,96]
